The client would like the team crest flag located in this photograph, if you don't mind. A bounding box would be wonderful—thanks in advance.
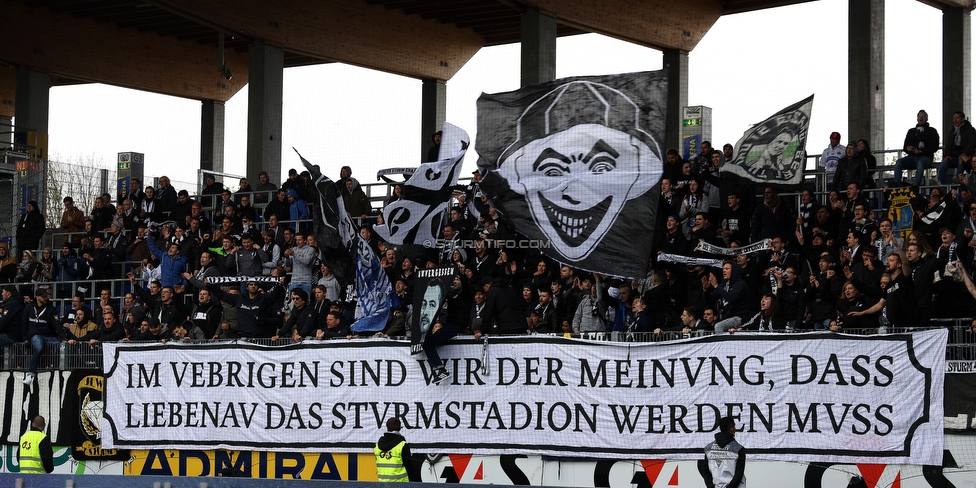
[374,123,470,246]
[476,71,666,279]
[721,95,814,188]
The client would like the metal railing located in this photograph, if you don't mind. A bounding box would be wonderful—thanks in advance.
[3,324,973,372]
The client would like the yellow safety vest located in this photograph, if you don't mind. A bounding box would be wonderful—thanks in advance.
[374,440,408,482]
[19,430,47,474]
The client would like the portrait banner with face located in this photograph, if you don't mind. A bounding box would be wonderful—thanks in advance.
[374,123,470,246]
[477,72,666,279]
[721,95,814,189]
[410,267,455,354]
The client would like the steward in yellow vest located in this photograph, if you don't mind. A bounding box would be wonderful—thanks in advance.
[374,418,416,482]
[19,415,54,474]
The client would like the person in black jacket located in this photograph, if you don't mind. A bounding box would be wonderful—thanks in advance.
[0,285,25,346]
[16,201,45,254]
[89,310,127,344]
[374,418,420,482]
[272,289,317,341]
[22,288,64,384]
[939,111,976,184]
[207,277,285,338]
[892,110,940,186]
[187,288,222,339]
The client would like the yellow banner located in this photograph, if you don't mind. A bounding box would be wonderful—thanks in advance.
[123,450,377,480]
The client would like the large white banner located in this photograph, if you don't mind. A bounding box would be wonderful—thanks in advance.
[102,331,946,464]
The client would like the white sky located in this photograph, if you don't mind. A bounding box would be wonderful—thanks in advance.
[44,0,955,191]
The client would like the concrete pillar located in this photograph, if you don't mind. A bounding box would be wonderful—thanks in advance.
[663,49,689,153]
[520,9,556,87]
[14,68,50,156]
[246,40,283,184]
[420,78,446,162]
[0,116,11,149]
[201,100,225,174]
[848,0,884,152]
[943,7,971,139]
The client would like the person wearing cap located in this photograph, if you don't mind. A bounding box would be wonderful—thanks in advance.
[17,200,45,255]
[722,143,734,161]
[820,131,845,189]
[201,173,224,209]
[21,288,64,385]
[131,316,173,342]
[273,288,317,341]
[0,285,25,346]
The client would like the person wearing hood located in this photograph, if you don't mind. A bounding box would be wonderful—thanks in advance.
[0,285,25,346]
[17,201,45,254]
[374,418,418,482]
[341,178,370,221]
[704,261,752,332]
[286,189,309,231]
[939,111,976,184]
[852,139,878,188]
[699,416,746,488]
[892,110,940,186]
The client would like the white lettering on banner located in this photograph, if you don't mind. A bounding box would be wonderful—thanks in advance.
[101,331,946,464]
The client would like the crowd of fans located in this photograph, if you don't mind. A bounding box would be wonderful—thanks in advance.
[4,122,976,380]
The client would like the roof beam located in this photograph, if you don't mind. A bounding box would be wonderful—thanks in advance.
[147,0,486,81]
[0,0,248,102]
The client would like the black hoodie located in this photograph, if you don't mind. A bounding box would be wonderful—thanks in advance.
[375,430,418,481]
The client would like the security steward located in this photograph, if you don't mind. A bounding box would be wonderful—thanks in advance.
[19,415,54,474]
[374,418,418,482]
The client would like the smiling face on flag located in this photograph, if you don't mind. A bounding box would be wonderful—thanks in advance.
[497,81,662,261]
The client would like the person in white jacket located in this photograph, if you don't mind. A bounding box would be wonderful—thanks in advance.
[819,131,845,190]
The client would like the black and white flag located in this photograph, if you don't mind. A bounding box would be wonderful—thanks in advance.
[374,123,469,246]
[721,95,814,188]
[477,71,665,279]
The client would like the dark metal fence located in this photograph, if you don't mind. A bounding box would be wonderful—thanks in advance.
[4,324,971,372]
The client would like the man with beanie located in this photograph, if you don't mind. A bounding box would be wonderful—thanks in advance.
[374,418,418,482]
[699,416,746,488]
